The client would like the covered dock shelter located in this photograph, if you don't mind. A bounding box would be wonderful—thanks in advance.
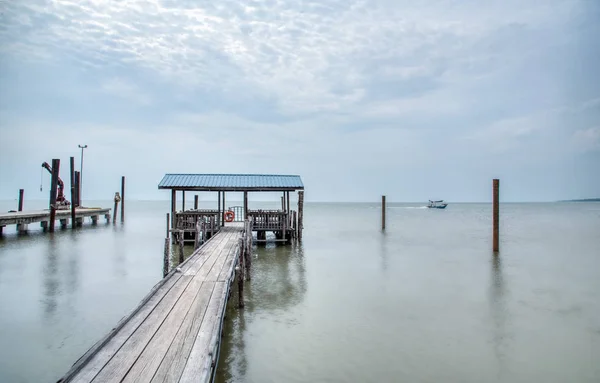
[158,174,305,244]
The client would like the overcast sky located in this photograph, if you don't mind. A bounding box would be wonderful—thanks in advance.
[0,0,598,202]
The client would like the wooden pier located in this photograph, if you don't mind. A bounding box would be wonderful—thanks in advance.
[159,174,305,245]
[0,207,111,234]
[58,224,250,383]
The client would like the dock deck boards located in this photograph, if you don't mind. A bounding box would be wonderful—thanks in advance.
[59,225,244,383]
[0,208,111,226]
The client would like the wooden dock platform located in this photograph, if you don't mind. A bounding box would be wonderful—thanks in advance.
[0,207,111,234]
[58,224,247,383]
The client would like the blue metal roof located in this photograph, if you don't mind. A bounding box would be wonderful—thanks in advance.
[158,174,304,191]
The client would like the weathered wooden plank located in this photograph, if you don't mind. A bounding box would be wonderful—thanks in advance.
[149,282,216,383]
[87,275,195,382]
[199,281,229,383]
[61,226,244,383]
[178,282,227,383]
[119,233,232,382]
[213,234,240,282]
[121,281,216,383]
[66,274,185,383]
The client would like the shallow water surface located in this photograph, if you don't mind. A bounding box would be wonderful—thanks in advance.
[0,201,599,382]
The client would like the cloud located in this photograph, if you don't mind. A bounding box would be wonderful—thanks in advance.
[0,0,598,201]
[571,127,600,153]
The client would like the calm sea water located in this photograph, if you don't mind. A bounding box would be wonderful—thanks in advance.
[0,201,599,383]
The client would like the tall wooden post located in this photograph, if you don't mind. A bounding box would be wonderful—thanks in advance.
[222,192,226,226]
[297,191,304,241]
[171,189,176,242]
[286,191,290,214]
[178,231,184,264]
[74,171,81,207]
[243,191,248,220]
[493,179,500,252]
[120,176,125,222]
[281,194,285,211]
[217,192,221,227]
[238,238,245,308]
[166,213,170,238]
[163,237,170,277]
[18,189,24,211]
[49,159,60,232]
[182,190,186,212]
[381,195,386,231]
[194,195,199,210]
[70,157,76,227]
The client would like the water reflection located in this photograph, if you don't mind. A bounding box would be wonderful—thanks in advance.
[215,242,307,383]
[246,242,307,312]
[43,235,60,321]
[489,253,510,379]
[379,231,389,275]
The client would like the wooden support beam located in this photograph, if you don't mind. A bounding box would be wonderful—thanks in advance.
[18,189,24,211]
[166,213,170,238]
[178,231,184,264]
[217,192,221,226]
[297,190,304,241]
[74,171,80,207]
[120,176,125,223]
[163,237,169,277]
[171,189,176,229]
[113,192,120,224]
[493,179,500,252]
[222,192,226,226]
[70,157,76,227]
[243,191,248,221]
[381,195,386,231]
[194,195,198,210]
[49,159,60,232]
[182,190,185,212]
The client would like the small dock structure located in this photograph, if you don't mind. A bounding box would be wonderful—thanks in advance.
[158,173,305,244]
[58,223,251,383]
[0,207,111,234]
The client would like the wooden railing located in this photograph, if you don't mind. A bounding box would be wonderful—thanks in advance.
[246,209,297,233]
[174,210,220,231]
[227,206,245,222]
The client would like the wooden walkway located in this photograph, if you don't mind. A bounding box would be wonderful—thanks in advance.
[0,208,111,233]
[58,225,246,383]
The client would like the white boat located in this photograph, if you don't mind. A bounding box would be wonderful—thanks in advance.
[427,200,448,209]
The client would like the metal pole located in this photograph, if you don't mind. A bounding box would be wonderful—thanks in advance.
[78,144,87,204]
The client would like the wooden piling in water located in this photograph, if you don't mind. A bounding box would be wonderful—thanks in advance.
[194,195,198,210]
[18,189,24,211]
[166,213,170,238]
[163,237,169,277]
[70,157,76,227]
[74,171,80,207]
[297,190,304,241]
[238,238,245,308]
[178,231,184,264]
[493,179,500,252]
[120,176,125,223]
[381,195,386,231]
[113,192,121,224]
[182,190,185,212]
[49,159,60,232]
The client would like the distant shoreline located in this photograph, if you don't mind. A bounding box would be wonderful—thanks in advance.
[558,198,600,202]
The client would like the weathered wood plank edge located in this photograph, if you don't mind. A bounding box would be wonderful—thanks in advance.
[205,243,242,383]
[56,231,223,383]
